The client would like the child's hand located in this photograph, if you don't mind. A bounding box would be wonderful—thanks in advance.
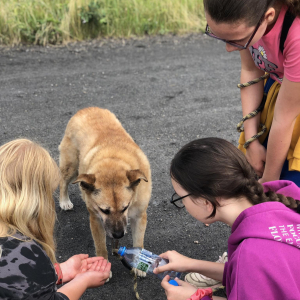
[75,258,111,289]
[161,275,198,300]
[60,254,105,282]
[153,250,194,274]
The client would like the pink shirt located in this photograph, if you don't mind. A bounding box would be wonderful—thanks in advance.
[251,6,300,83]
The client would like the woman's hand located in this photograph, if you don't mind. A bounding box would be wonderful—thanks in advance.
[161,275,198,300]
[245,140,266,177]
[60,254,105,282]
[75,258,111,289]
[153,250,194,274]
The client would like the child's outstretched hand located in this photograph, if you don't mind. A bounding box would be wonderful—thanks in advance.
[75,258,111,288]
[153,250,194,274]
[161,275,198,300]
[60,254,105,282]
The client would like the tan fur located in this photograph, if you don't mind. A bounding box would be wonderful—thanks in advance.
[59,107,152,267]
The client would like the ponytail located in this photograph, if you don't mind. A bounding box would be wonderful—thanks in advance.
[280,0,300,16]
[244,177,299,210]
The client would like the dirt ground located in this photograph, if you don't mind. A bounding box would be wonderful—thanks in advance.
[0,34,242,299]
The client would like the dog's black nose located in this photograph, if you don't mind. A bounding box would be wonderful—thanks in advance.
[112,231,125,239]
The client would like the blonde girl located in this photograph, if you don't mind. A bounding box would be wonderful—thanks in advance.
[0,139,111,300]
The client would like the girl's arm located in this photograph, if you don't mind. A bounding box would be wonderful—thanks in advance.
[185,259,224,282]
[153,251,224,282]
[239,49,266,177]
[57,277,88,300]
[161,276,227,300]
[261,77,300,182]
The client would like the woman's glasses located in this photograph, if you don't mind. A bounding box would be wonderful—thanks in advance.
[171,192,191,209]
[205,11,266,50]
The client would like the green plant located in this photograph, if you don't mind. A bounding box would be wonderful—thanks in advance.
[0,0,206,45]
[79,1,106,24]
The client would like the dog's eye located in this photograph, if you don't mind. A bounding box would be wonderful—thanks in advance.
[121,205,129,213]
[100,208,110,215]
[93,189,101,195]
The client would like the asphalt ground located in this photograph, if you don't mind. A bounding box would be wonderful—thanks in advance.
[0,34,242,299]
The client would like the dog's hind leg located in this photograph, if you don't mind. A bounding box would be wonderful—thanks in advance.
[59,136,79,210]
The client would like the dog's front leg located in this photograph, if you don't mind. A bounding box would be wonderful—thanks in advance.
[130,211,147,248]
[130,211,148,277]
[89,211,113,281]
[89,211,108,259]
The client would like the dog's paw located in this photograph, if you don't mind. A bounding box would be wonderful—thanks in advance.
[132,267,146,278]
[105,271,112,283]
[59,199,74,210]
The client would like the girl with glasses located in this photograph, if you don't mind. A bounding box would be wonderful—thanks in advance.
[186,0,300,291]
[0,139,111,300]
[154,137,300,300]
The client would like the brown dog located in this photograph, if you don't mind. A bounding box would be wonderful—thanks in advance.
[58,107,152,273]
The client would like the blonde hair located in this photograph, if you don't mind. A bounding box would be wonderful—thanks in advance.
[0,139,60,263]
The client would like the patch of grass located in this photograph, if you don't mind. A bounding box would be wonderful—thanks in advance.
[0,0,205,45]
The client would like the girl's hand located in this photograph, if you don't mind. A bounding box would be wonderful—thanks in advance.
[60,254,105,282]
[153,250,194,274]
[245,141,266,177]
[75,259,111,289]
[161,275,198,300]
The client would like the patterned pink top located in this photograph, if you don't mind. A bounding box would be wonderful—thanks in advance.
[251,6,300,83]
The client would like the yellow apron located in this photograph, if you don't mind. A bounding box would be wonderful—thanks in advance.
[238,80,300,172]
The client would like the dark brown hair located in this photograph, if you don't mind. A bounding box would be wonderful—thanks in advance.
[203,0,300,26]
[170,138,298,218]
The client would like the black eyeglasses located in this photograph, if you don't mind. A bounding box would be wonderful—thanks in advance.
[205,11,266,49]
[171,192,191,209]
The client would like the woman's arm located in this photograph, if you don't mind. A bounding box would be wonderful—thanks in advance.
[239,49,267,177]
[261,77,300,182]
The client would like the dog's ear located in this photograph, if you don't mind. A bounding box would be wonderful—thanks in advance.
[73,174,96,192]
[126,170,148,189]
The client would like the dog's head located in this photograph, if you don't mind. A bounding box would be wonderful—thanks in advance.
[73,169,147,239]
